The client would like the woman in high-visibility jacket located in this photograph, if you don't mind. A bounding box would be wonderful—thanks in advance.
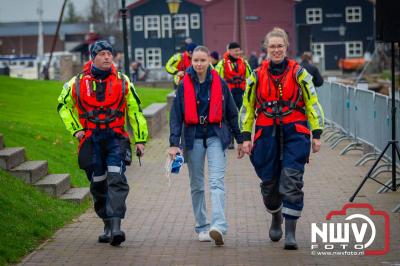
[239,27,324,250]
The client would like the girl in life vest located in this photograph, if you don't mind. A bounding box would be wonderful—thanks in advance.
[168,46,244,246]
[239,27,325,250]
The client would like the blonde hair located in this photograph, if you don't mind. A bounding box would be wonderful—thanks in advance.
[193,45,210,55]
[264,27,289,48]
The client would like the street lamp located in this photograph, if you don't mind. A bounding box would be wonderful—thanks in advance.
[167,0,181,53]
[120,0,130,76]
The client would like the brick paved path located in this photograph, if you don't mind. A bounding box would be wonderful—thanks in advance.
[21,128,400,265]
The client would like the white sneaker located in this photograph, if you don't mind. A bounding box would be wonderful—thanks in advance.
[209,227,224,246]
[198,231,211,242]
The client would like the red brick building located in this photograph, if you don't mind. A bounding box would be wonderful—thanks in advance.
[190,0,295,57]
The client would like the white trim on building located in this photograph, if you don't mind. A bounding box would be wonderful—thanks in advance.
[161,15,172,38]
[190,13,200,29]
[146,47,162,69]
[345,6,362,23]
[174,14,189,37]
[345,41,363,57]
[134,48,144,62]
[133,16,143,31]
[144,15,160,39]
[306,8,323,24]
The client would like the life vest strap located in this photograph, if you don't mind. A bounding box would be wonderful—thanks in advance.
[256,100,305,118]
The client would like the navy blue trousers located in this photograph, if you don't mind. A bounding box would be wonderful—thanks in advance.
[84,129,129,219]
[250,121,311,219]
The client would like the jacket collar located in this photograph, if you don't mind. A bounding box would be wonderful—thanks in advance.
[82,60,118,78]
[186,65,213,84]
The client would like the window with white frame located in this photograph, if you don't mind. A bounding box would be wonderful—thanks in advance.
[174,14,189,38]
[134,48,144,63]
[311,43,324,58]
[146,48,162,69]
[346,6,362,22]
[144,15,160,39]
[161,15,172,38]
[346,41,363,57]
[133,16,143,31]
[306,8,322,24]
[190,13,200,29]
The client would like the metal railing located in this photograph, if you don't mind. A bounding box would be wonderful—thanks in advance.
[317,82,400,201]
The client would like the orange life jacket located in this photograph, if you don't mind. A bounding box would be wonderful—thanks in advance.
[73,61,128,139]
[255,59,306,126]
[223,52,246,91]
[183,69,223,125]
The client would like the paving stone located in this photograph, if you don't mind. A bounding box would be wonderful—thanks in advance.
[19,130,400,266]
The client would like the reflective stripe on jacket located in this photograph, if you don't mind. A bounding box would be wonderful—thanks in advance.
[165,52,192,85]
[215,53,251,90]
[57,61,148,144]
[239,59,324,140]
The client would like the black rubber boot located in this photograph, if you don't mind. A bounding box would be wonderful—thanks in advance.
[269,210,283,242]
[98,219,111,243]
[110,217,125,246]
[284,219,298,250]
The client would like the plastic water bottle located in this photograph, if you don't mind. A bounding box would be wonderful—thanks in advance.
[171,153,184,174]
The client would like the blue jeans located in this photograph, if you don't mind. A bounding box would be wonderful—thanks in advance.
[186,137,227,234]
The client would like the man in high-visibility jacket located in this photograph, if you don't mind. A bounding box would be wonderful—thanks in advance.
[215,42,251,148]
[57,40,148,247]
[165,42,198,86]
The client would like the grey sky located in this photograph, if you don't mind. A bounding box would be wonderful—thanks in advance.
[0,0,137,23]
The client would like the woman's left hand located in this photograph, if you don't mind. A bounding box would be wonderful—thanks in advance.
[312,139,321,153]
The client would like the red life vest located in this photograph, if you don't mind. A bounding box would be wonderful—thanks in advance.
[255,59,306,126]
[176,51,192,83]
[223,52,246,91]
[183,69,223,125]
[73,61,128,139]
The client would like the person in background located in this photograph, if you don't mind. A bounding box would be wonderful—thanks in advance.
[215,42,251,149]
[168,46,244,246]
[248,51,259,70]
[210,51,220,67]
[300,52,324,87]
[239,28,324,250]
[165,43,198,88]
[131,61,146,82]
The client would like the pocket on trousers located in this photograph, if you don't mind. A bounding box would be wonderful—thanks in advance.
[120,137,132,166]
[78,138,93,170]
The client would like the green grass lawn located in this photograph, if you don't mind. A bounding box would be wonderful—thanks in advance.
[0,169,89,266]
[0,76,171,187]
[0,76,171,265]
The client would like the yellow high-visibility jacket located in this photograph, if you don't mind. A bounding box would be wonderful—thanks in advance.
[239,64,324,140]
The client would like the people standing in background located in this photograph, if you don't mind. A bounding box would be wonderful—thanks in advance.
[210,51,220,67]
[166,43,198,88]
[300,52,324,87]
[215,42,251,149]
[248,51,259,70]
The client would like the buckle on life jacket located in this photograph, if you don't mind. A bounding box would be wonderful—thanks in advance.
[228,76,244,84]
[199,115,208,125]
